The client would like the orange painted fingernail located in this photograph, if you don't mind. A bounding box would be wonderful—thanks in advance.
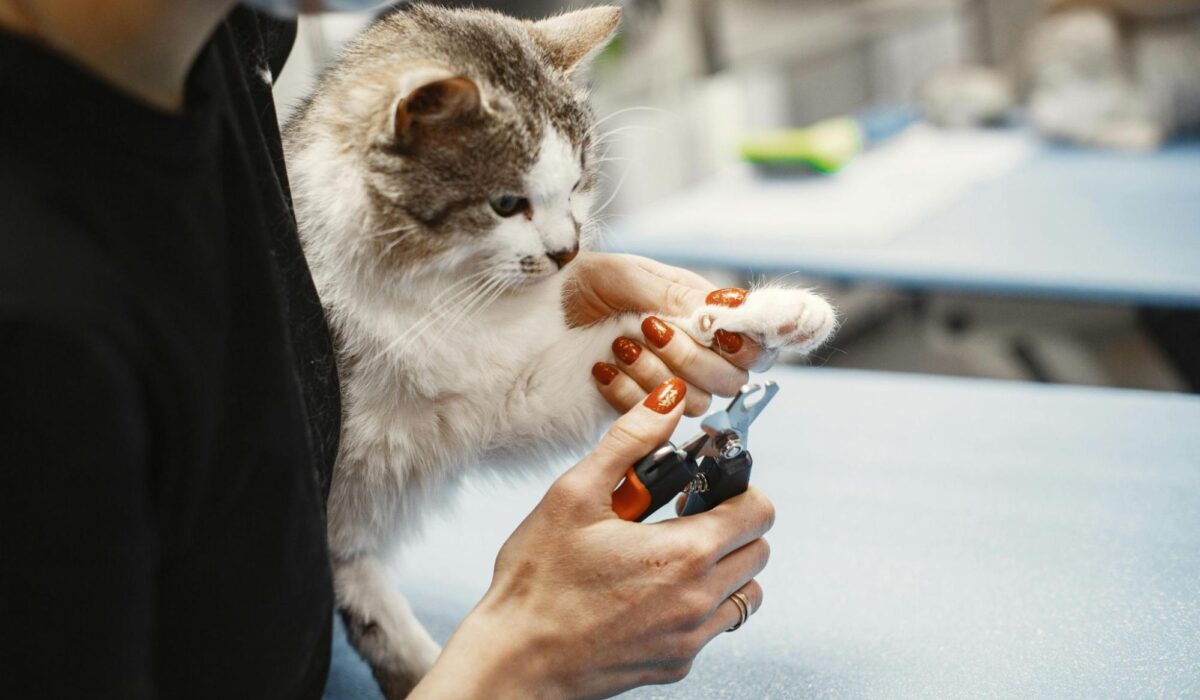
[706,288,747,308]
[612,337,641,365]
[714,329,744,354]
[641,316,674,349]
[643,377,687,414]
[592,362,619,386]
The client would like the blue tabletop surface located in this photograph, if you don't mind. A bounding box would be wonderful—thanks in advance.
[605,139,1200,308]
[325,368,1200,698]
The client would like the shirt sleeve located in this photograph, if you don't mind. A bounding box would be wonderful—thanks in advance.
[0,321,157,699]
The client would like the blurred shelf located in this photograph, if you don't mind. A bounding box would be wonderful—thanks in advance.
[606,130,1200,309]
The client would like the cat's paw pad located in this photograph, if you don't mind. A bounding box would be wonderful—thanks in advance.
[686,286,838,356]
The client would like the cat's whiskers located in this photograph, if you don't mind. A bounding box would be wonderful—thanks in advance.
[429,274,502,333]
[371,268,497,362]
[409,266,495,312]
[591,124,660,148]
[585,105,670,140]
[451,271,518,327]
[379,236,409,259]
[591,162,632,218]
[364,224,420,240]
[579,212,619,250]
[398,269,496,336]
[419,273,514,350]
[363,225,423,260]
[394,268,517,356]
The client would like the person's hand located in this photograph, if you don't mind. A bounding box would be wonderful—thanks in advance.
[409,378,775,699]
[564,252,772,418]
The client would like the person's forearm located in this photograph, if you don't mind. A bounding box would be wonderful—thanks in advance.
[407,601,558,700]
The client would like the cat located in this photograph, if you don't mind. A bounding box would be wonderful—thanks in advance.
[921,0,1200,150]
[283,5,837,697]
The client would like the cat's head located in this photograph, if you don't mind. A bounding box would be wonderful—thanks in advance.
[292,4,620,287]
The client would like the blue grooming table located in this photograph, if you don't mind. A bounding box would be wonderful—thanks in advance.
[603,137,1200,308]
[324,367,1200,698]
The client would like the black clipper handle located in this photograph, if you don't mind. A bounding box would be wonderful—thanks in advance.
[680,454,754,516]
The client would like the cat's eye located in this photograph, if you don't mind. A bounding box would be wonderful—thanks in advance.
[490,194,530,218]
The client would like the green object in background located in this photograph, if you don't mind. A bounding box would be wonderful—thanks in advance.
[740,117,864,173]
[740,106,918,174]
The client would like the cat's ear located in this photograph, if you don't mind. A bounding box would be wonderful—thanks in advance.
[392,68,482,144]
[529,6,621,78]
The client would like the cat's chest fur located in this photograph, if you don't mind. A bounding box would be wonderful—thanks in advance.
[336,276,603,467]
[325,268,628,557]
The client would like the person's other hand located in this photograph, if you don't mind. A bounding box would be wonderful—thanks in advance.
[564,252,770,417]
[409,378,774,699]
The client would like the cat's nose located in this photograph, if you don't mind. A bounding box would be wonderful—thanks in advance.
[547,245,579,269]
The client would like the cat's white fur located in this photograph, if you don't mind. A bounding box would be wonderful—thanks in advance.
[289,33,837,700]
[296,115,837,697]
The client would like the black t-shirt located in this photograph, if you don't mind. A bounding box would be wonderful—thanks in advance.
[0,9,340,699]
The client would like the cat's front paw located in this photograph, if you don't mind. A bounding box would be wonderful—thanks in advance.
[686,286,838,357]
[342,606,442,700]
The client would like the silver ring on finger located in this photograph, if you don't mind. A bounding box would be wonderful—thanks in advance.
[725,591,751,632]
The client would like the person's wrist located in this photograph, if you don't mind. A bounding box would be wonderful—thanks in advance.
[409,595,564,700]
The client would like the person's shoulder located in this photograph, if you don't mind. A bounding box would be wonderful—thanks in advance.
[222,6,298,83]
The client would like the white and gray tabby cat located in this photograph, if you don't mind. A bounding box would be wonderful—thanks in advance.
[923,0,1200,149]
[284,5,836,696]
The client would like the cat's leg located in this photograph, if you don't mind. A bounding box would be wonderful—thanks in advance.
[327,436,457,699]
[494,285,838,457]
[494,314,638,455]
[334,554,442,700]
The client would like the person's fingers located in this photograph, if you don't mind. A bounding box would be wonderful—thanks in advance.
[611,337,711,417]
[663,486,775,561]
[592,362,647,413]
[701,287,773,372]
[713,333,767,372]
[748,346,781,373]
[641,317,748,398]
[708,538,770,603]
[567,255,780,373]
[698,579,764,641]
[674,493,688,516]
[571,377,688,491]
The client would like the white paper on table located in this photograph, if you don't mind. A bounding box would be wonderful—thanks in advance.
[623,125,1038,244]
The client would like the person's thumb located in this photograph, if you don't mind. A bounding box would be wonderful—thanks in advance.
[570,254,711,323]
[617,256,711,318]
[568,377,688,496]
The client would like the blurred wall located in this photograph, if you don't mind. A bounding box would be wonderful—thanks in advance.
[272,0,1045,209]
[590,0,984,213]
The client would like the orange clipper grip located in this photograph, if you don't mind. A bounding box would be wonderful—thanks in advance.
[612,443,695,522]
[612,468,652,521]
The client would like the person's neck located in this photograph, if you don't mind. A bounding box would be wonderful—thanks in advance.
[0,0,235,112]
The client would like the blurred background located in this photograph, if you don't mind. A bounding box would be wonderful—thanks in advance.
[274,0,1200,394]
